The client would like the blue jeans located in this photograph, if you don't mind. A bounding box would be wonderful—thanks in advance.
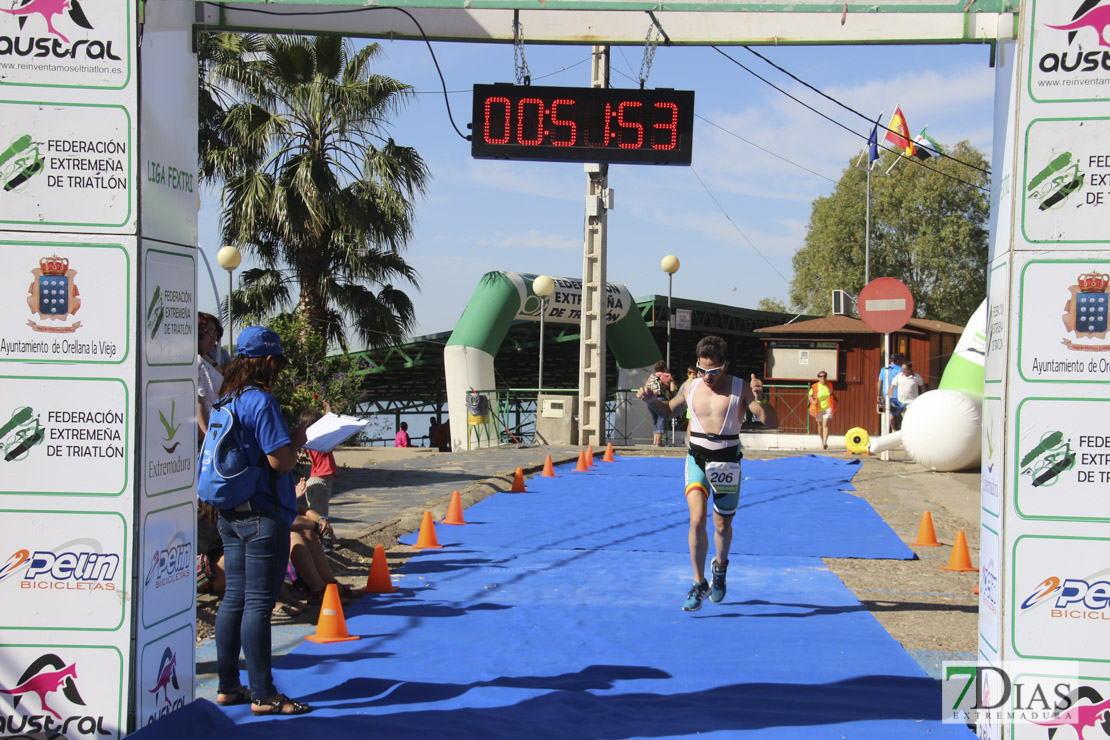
[215,505,290,701]
[648,404,667,435]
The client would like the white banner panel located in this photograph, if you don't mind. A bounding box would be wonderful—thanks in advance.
[0,240,129,364]
[0,101,133,230]
[1027,0,1110,104]
[1012,535,1110,663]
[1013,398,1110,520]
[979,522,1002,657]
[0,642,122,738]
[140,502,194,629]
[0,0,131,89]
[143,379,195,498]
[0,510,127,631]
[1021,119,1110,243]
[1017,259,1110,381]
[136,623,193,730]
[143,247,195,367]
[0,376,129,496]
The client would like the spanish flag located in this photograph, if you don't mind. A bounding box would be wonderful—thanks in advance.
[884,106,915,157]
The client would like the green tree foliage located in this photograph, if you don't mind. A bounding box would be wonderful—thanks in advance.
[789,141,990,325]
[198,33,429,349]
[757,297,788,313]
[261,312,369,423]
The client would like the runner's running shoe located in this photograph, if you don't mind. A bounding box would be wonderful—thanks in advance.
[710,559,728,603]
[682,581,710,611]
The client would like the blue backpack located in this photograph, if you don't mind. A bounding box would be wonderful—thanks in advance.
[197,392,274,509]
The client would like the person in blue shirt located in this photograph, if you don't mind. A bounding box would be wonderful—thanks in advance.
[213,326,312,716]
[877,352,905,432]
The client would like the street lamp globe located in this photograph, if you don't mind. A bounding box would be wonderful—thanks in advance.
[661,254,680,275]
[532,274,555,299]
[217,245,242,271]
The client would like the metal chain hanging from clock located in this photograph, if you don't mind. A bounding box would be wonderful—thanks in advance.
[513,10,531,86]
[639,12,670,89]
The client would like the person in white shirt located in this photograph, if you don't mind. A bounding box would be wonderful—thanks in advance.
[889,361,925,409]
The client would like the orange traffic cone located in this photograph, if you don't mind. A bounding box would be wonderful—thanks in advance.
[359,545,398,594]
[542,456,555,477]
[911,511,941,547]
[575,450,589,471]
[306,583,360,643]
[413,510,443,550]
[444,490,466,525]
[586,446,594,468]
[941,530,979,572]
[510,467,526,492]
[602,443,615,462]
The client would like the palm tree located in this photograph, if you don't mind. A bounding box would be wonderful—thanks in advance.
[199,33,429,349]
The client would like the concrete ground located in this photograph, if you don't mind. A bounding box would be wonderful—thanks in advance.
[197,437,981,696]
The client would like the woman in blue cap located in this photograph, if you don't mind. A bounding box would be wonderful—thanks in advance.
[213,325,312,715]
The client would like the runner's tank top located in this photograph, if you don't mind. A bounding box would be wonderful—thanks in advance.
[687,375,745,451]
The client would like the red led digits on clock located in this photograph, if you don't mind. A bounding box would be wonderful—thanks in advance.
[483,97,511,144]
[617,102,644,149]
[653,102,678,151]
[516,97,544,145]
[549,99,576,146]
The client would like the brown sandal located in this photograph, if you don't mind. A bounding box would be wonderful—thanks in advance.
[251,694,311,715]
[216,686,251,706]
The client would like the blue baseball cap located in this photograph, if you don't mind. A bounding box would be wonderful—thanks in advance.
[236,326,285,359]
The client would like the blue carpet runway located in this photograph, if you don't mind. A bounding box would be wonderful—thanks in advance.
[140,454,974,739]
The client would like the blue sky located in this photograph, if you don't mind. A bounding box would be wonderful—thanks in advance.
[197,39,997,342]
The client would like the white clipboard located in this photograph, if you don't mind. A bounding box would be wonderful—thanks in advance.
[302,413,370,453]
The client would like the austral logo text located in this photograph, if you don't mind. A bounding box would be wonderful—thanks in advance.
[1040,1,1110,74]
[0,0,122,62]
[145,648,183,726]
[0,653,109,736]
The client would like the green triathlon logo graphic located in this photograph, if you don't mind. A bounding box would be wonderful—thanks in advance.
[158,399,181,454]
[0,134,44,193]
[0,406,44,462]
[1027,151,1086,211]
[146,285,164,340]
[1020,430,1076,488]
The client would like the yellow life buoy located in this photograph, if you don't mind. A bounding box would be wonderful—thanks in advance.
[845,427,870,455]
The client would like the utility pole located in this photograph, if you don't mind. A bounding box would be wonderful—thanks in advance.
[578,45,609,448]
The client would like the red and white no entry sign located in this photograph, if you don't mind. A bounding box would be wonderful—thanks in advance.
[858,278,914,334]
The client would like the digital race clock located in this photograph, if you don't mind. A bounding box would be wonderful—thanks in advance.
[471,84,695,166]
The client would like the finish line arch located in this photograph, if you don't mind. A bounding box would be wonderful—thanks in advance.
[5,0,1100,736]
[444,271,659,450]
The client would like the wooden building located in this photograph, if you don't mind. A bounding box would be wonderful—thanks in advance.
[754,316,965,436]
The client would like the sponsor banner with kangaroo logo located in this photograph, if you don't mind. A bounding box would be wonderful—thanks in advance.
[0,510,126,631]
[1021,120,1110,244]
[1012,535,1110,662]
[136,623,193,729]
[142,246,194,367]
[1029,0,1110,103]
[0,643,122,738]
[143,379,194,498]
[0,0,131,89]
[0,376,128,496]
[0,240,129,364]
[0,101,133,231]
[139,502,193,629]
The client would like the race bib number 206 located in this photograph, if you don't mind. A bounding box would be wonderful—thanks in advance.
[705,461,740,496]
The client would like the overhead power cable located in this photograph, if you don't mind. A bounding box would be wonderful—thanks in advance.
[710,47,989,194]
[739,45,991,177]
[200,2,468,140]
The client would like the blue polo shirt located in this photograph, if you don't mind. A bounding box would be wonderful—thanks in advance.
[879,364,904,411]
[229,387,296,525]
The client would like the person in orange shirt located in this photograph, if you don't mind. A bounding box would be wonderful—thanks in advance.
[809,371,837,450]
